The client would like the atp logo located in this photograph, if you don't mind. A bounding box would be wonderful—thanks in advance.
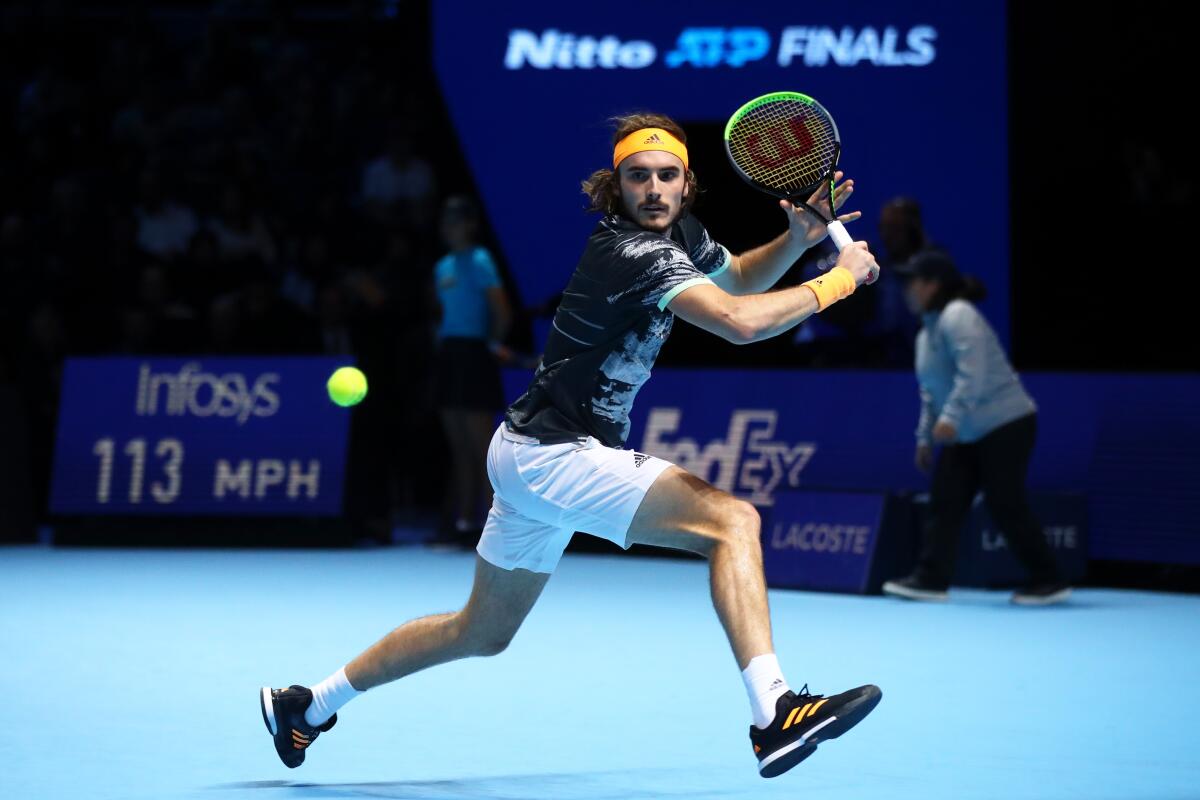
[639,408,816,505]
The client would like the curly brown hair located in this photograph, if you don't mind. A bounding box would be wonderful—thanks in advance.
[581,112,700,216]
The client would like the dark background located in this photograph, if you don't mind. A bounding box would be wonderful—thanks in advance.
[0,2,1195,553]
[1007,5,1195,370]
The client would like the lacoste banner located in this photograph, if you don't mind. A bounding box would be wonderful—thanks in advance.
[760,490,895,593]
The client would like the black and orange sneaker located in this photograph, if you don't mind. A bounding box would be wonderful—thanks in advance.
[750,684,882,778]
[259,685,337,768]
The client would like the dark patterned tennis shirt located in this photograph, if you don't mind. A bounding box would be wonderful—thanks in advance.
[506,212,730,447]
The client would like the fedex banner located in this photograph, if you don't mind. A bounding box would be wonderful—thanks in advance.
[503,368,1200,565]
[434,0,1011,341]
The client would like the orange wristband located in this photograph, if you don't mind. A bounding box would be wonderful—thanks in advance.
[802,266,856,311]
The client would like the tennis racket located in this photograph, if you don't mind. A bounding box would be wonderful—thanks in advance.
[725,91,874,279]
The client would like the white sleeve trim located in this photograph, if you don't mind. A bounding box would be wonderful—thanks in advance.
[657,276,715,312]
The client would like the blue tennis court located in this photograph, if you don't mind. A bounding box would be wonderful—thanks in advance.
[3,3,1198,799]
[4,545,1197,800]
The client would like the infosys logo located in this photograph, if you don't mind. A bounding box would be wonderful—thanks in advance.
[505,26,937,70]
[135,362,281,424]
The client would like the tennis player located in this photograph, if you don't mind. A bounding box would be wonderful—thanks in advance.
[261,113,882,779]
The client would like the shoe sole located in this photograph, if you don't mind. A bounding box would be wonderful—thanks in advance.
[882,581,948,602]
[758,739,818,778]
[1012,587,1072,606]
[759,686,883,778]
[260,687,278,735]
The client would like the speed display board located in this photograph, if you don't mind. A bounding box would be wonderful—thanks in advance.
[49,357,352,516]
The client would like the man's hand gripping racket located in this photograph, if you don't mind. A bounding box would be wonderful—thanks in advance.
[724,91,879,285]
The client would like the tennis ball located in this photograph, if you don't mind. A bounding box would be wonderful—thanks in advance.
[327,366,368,407]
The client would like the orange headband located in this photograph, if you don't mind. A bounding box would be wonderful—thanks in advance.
[612,127,689,170]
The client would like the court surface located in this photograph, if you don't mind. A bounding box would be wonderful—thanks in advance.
[2,545,1197,800]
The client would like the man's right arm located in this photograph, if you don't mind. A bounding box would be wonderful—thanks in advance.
[667,242,879,345]
[669,282,820,344]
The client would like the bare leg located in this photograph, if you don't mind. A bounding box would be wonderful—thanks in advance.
[625,467,773,670]
[345,555,550,690]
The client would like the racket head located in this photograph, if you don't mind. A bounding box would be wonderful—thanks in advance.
[724,91,842,217]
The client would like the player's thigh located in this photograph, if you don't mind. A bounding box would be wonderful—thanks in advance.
[625,466,760,556]
[458,554,551,642]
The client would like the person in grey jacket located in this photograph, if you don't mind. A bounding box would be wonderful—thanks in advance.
[882,251,1071,605]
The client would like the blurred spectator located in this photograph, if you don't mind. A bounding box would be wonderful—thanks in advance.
[0,8,455,528]
[230,268,321,354]
[362,122,437,230]
[179,228,226,308]
[878,197,929,264]
[281,232,334,315]
[117,264,201,354]
[873,196,932,366]
[207,183,278,266]
[432,195,512,544]
[316,281,354,355]
[134,169,199,261]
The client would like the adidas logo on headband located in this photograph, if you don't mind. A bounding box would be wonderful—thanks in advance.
[613,128,689,169]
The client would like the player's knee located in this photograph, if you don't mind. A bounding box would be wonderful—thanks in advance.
[471,631,515,657]
[721,498,761,550]
[456,617,516,657]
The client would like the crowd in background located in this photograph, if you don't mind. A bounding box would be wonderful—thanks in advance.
[0,3,1008,543]
[6,4,1184,541]
[0,5,961,538]
[0,4,473,537]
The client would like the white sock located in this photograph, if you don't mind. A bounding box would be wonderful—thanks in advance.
[742,653,791,729]
[304,667,363,727]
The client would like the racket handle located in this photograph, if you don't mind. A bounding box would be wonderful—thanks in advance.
[826,220,854,251]
[825,219,879,285]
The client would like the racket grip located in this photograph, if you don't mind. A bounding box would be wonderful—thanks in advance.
[825,219,879,285]
[825,220,854,251]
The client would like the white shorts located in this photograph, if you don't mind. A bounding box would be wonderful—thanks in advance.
[476,424,676,573]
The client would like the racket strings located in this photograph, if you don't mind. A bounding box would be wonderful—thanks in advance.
[728,101,838,195]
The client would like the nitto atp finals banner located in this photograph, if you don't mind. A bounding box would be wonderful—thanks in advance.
[434,0,1011,342]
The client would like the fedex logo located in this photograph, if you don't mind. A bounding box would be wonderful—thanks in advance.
[640,408,816,506]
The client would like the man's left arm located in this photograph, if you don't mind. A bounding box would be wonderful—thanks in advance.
[934,303,988,442]
[714,172,861,296]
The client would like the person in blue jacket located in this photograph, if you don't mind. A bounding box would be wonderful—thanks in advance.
[883,250,1071,606]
